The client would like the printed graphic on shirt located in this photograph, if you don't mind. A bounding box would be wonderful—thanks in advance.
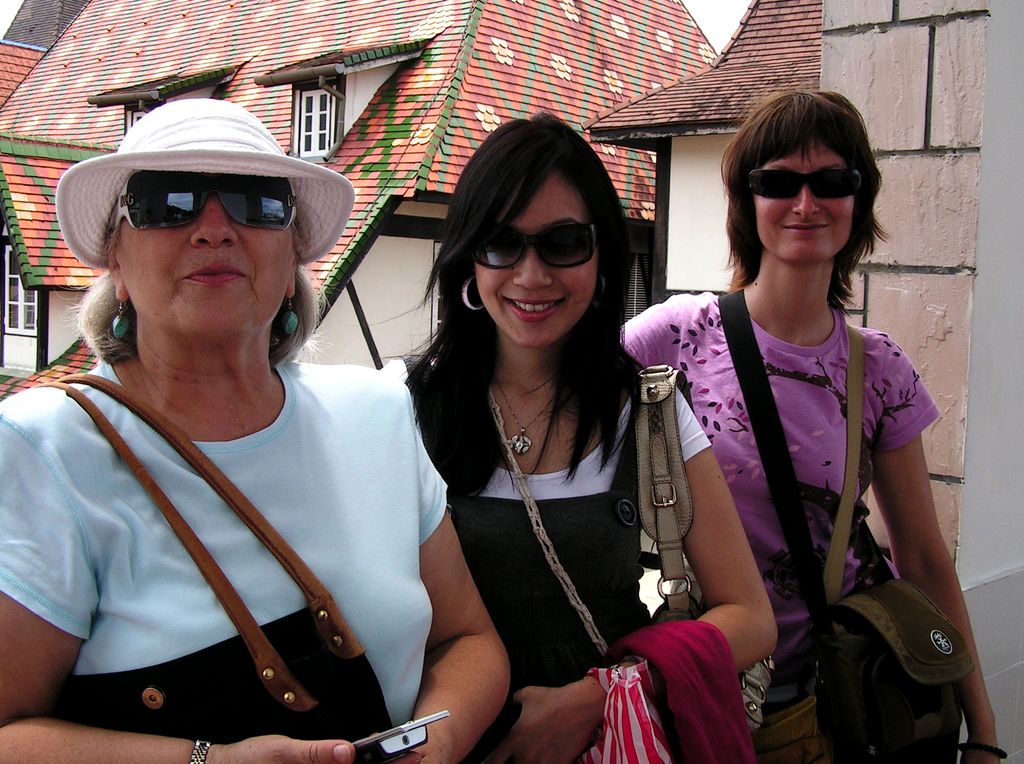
[625,293,939,676]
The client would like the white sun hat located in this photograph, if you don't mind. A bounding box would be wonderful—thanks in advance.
[56,98,354,268]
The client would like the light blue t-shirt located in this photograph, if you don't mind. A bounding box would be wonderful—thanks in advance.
[0,361,447,723]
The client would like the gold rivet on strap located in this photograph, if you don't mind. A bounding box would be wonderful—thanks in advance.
[283,691,296,704]
[332,635,344,647]
[141,685,165,709]
[262,667,275,680]
[316,609,328,621]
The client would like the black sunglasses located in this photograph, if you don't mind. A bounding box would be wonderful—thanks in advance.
[748,168,861,199]
[474,223,597,269]
[117,171,296,230]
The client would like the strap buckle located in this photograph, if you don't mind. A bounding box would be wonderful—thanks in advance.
[638,364,676,403]
[652,483,677,507]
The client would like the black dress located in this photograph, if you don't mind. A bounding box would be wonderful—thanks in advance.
[450,430,652,759]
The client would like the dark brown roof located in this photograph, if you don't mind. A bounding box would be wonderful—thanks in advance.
[5,0,89,49]
[588,0,821,145]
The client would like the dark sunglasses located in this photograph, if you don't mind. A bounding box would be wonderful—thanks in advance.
[117,171,296,230]
[474,223,597,269]
[748,168,861,199]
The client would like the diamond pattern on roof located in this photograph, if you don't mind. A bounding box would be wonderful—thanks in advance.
[0,139,104,287]
[0,0,713,293]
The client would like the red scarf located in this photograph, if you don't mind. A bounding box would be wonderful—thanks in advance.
[608,619,756,763]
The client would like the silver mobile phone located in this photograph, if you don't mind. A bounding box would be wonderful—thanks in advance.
[352,710,451,762]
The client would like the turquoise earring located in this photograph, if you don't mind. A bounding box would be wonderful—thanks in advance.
[279,298,298,336]
[112,302,130,339]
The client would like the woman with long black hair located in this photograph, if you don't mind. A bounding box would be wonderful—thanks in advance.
[407,113,775,763]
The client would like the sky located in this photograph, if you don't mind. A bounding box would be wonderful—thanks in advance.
[0,0,752,52]
[685,0,752,53]
[0,0,23,40]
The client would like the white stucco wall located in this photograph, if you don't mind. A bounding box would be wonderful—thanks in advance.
[47,291,82,363]
[314,235,436,367]
[957,1,1024,752]
[1,334,33,369]
[666,132,732,292]
[958,0,1024,585]
[956,4,1024,747]
[345,65,398,137]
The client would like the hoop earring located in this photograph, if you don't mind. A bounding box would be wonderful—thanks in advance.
[461,276,484,311]
[278,298,299,336]
[112,301,130,339]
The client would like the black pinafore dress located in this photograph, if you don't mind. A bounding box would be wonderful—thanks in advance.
[450,429,651,759]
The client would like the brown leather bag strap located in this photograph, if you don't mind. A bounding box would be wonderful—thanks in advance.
[46,374,365,710]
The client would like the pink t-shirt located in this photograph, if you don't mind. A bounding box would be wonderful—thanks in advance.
[625,292,940,684]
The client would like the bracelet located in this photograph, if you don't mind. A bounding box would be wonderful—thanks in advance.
[958,741,1008,759]
[190,740,212,764]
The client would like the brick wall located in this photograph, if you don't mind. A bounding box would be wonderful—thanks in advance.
[821,1,987,554]
[822,1,1024,757]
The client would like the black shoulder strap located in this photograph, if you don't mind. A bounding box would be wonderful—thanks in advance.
[718,291,832,634]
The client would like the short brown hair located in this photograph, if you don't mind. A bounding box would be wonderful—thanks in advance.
[722,89,885,308]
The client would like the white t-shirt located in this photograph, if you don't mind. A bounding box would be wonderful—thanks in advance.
[0,361,447,723]
[480,392,710,500]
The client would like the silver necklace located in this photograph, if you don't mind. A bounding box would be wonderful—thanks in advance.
[494,381,549,455]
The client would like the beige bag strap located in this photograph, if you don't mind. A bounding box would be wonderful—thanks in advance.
[46,374,366,711]
[822,326,866,605]
[635,365,695,613]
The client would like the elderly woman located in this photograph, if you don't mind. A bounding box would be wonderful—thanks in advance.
[0,99,507,764]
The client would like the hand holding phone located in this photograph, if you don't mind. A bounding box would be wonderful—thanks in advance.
[352,710,450,762]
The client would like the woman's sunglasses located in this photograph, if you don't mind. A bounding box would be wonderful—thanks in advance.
[474,223,597,269]
[748,168,861,199]
[116,171,296,230]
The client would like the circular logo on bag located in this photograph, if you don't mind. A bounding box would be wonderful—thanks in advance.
[931,629,954,655]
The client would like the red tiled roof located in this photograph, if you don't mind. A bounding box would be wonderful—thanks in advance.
[0,340,96,400]
[0,42,44,106]
[0,0,713,293]
[587,0,822,142]
[0,136,104,288]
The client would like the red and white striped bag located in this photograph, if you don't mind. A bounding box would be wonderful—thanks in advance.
[578,659,674,764]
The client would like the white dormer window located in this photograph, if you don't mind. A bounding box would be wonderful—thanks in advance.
[5,247,36,335]
[125,107,152,133]
[294,87,342,160]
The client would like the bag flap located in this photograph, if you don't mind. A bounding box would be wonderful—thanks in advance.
[831,579,973,685]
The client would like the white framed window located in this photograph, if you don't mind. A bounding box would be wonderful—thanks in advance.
[5,246,36,335]
[125,107,152,133]
[294,87,341,159]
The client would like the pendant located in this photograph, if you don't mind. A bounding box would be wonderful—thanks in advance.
[510,432,532,455]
